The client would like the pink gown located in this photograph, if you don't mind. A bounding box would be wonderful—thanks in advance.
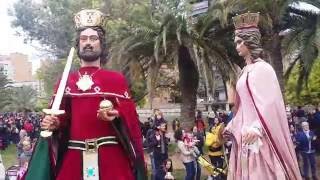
[226,60,301,180]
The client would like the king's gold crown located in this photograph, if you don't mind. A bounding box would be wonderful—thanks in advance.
[74,9,106,29]
[232,12,260,30]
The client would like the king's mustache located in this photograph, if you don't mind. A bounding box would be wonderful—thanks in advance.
[83,45,93,51]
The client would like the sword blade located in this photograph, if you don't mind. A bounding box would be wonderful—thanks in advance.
[51,47,75,110]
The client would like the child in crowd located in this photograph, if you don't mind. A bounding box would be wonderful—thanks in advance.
[156,159,175,180]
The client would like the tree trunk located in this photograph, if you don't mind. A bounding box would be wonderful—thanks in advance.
[178,45,199,130]
[264,33,285,94]
[147,60,160,109]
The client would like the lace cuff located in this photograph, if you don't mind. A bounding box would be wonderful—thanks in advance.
[249,121,263,137]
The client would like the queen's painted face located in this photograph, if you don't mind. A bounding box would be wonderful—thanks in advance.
[234,36,250,58]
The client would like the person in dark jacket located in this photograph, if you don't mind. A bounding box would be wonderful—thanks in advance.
[296,121,318,180]
[149,121,170,179]
[192,126,204,155]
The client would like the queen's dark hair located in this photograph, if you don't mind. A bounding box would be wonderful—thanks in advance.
[75,26,108,65]
[235,29,264,61]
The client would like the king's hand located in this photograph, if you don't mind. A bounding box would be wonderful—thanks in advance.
[97,109,119,121]
[41,115,60,131]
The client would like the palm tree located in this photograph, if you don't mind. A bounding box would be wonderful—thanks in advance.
[4,86,37,112]
[109,0,236,129]
[204,0,319,93]
[282,6,320,95]
[242,0,320,93]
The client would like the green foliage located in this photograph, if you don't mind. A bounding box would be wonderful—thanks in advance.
[10,0,153,102]
[1,144,18,168]
[10,0,96,57]
[0,72,11,88]
[11,1,66,57]
[207,0,320,92]
[285,58,320,105]
[36,59,64,97]
[10,0,320,108]
[282,7,320,94]
[35,97,51,112]
[4,86,37,112]
[0,71,12,111]
[130,77,148,107]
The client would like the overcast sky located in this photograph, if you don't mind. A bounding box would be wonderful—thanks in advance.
[0,0,319,73]
[0,0,37,56]
[0,0,41,73]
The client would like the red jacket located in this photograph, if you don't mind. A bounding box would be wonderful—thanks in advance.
[195,118,205,131]
[23,123,33,133]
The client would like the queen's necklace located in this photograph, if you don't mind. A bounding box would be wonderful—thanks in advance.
[76,68,100,92]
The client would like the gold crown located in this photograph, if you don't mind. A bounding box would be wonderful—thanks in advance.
[74,9,106,29]
[232,12,260,30]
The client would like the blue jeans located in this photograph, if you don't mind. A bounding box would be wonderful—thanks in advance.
[301,152,317,177]
[149,153,156,180]
[183,161,196,180]
[195,161,201,180]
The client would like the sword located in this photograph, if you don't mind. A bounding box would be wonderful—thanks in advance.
[40,47,75,138]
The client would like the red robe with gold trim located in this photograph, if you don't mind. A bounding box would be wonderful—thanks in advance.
[51,66,145,180]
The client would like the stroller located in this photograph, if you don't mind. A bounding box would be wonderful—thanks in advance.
[193,146,228,180]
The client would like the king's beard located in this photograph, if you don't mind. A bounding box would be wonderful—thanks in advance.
[79,46,102,62]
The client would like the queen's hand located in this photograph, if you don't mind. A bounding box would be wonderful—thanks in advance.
[222,128,233,140]
[242,131,259,145]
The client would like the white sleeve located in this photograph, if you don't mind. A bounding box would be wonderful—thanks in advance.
[178,141,192,155]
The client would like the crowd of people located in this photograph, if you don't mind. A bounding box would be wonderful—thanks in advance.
[142,108,233,180]
[289,106,320,179]
[0,105,319,179]
[142,106,320,180]
[0,112,41,178]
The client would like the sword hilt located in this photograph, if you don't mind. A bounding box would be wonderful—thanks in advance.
[40,109,65,138]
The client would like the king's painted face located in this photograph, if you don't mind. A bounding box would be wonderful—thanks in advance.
[79,28,102,62]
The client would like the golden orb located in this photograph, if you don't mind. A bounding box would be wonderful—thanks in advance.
[99,99,113,110]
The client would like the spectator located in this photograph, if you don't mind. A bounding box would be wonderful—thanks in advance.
[313,108,320,133]
[150,121,169,179]
[296,121,318,180]
[19,138,32,166]
[289,124,299,163]
[141,121,151,139]
[205,118,225,180]
[296,106,306,118]
[23,120,34,137]
[10,125,20,144]
[207,111,215,129]
[183,131,201,180]
[153,110,166,129]
[195,110,205,136]
[172,118,180,132]
[145,127,157,180]
[192,126,204,155]
[175,129,197,180]
[155,159,175,180]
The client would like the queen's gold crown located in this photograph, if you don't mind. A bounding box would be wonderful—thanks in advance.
[74,9,106,29]
[232,12,260,30]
